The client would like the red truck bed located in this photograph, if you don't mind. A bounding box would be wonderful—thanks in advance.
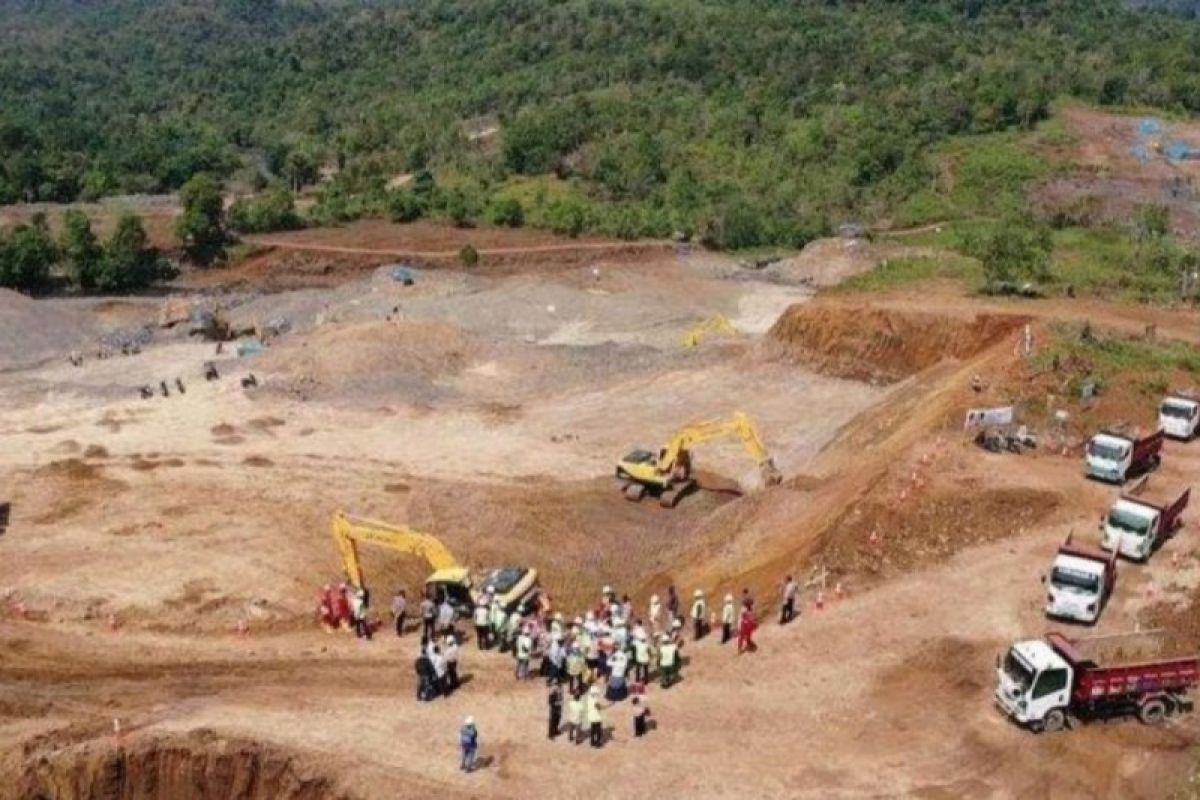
[1131,429,1165,464]
[1048,632,1200,703]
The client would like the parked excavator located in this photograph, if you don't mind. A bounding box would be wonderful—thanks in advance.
[331,511,539,612]
[615,411,782,508]
[682,313,738,348]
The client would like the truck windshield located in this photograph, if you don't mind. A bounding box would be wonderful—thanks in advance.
[1051,567,1099,593]
[480,567,526,595]
[1108,508,1151,536]
[1088,441,1127,461]
[1002,650,1034,690]
[1162,402,1195,420]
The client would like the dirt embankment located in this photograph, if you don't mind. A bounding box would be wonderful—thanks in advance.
[15,731,352,800]
[763,304,1027,383]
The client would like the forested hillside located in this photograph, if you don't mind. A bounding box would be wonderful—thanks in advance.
[3,0,1200,246]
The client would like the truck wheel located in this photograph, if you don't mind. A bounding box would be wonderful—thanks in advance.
[1040,708,1067,733]
[1139,698,1168,725]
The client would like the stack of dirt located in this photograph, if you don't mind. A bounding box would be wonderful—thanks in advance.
[763,304,1026,383]
[257,319,480,403]
[0,289,95,370]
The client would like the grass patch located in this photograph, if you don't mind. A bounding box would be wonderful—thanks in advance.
[1034,323,1200,397]
[834,254,981,293]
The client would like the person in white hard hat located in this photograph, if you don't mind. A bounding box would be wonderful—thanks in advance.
[459,716,478,772]
[721,593,736,644]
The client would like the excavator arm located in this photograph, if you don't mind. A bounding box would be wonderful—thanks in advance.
[659,411,777,478]
[331,511,461,589]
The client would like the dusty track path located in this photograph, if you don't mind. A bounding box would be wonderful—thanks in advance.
[243,237,674,260]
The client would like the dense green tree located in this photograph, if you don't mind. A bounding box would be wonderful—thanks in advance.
[96,213,168,291]
[961,218,1053,287]
[486,197,524,228]
[0,223,56,292]
[176,173,227,265]
[227,187,303,234]
[60,210,102,290]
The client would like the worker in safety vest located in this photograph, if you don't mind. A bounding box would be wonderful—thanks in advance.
[515,625,533,680]
[489,600,506,651]
[472,601,490,649]
[566,644,586,695]
[648,594,662,633]
[632,630,651,684]
[586,685,605,748]
[690,589,707,641]
[721,593,736,644]
[658,634,680,688]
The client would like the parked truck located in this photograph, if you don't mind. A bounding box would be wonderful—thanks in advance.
[1043,534,1116,624]
[996,631,1200,732]
[1084,429,1164,483]
[1101,485,1190,562]
[1160,394,1200,440]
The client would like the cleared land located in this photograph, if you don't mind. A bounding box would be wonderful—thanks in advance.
[4,219,1200,799]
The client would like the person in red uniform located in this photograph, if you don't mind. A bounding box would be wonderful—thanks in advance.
[332,583,352,630]
[317,585,337,631]
[736,606,758,654]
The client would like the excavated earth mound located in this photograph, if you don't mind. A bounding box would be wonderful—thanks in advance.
[763,305,1028,383]
[16,733,352,800]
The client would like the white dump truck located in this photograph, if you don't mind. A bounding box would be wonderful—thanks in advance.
[1043,535,1116,624]
[1160,395,1200,440]
[1101,486,1190,562]
[1084,429,1164,484]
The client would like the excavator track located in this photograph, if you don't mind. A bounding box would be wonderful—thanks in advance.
[659,479,696,508]
[623,482,647,502]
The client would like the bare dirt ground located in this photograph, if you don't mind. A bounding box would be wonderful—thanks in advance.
[3,223,1200,799]
[1033,106,1200,239]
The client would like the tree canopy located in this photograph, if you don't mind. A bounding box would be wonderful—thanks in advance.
[3,1,1200,246]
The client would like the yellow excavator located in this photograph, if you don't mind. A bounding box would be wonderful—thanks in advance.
[615,411,783,508]
[331,511,539,612]
[682,313,738,348]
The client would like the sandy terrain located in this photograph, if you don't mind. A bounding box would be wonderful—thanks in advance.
[3,227,1200,799]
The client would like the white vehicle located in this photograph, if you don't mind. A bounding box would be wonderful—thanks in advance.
[1101,488,1190,561]
[996,632,1200,733]
[1044,540,1115,624]
[1084,429,1163,484]
[1160,395,1200,440]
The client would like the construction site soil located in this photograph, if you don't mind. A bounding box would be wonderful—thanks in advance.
[5,223,1200,799]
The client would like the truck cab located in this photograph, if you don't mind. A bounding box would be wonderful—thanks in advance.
[1045,547,1113,624]
[995,639,1073,731]
[1160,396,1200,440]
[1102,498,1162,561]
[1085,433,1133,482]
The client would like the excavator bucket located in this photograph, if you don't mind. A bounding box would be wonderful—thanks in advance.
[760,458,783,487]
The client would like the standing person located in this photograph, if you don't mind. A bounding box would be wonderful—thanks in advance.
[566,645,586,695]
[351,585,372,640]
[332,583,352,630]
[666,585,680,622]
[515,625,533,680]
[415,651,435,701]
[648,594,662,634]
[632,695,651,738]
[544,633,565,685]
[567,690,585,745]
[547,683,564,740]
[490,599,506,652]
[721,593,736,644]
[780,575,798,624]
[586,685,605,748]
[741,587,754,611]
[737,606,759,654]
[420,592,436,641]
[459,717,478,773]
[317,585,337,632]
[472,599,491,649]
[606,648,629,702]
[658,634,680,688]
[632,631,651,684]
[690,589,707,641]
[621,593,634,623]
[391,589,408,637]
[430,644,448,696]
[444,635,460,693]
[437,597,456,638]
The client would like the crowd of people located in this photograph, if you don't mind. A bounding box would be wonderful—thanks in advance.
[317,572,806,762]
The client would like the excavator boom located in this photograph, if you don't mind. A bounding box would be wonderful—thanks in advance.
[616,411,781,507]
[332,511,462,590]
